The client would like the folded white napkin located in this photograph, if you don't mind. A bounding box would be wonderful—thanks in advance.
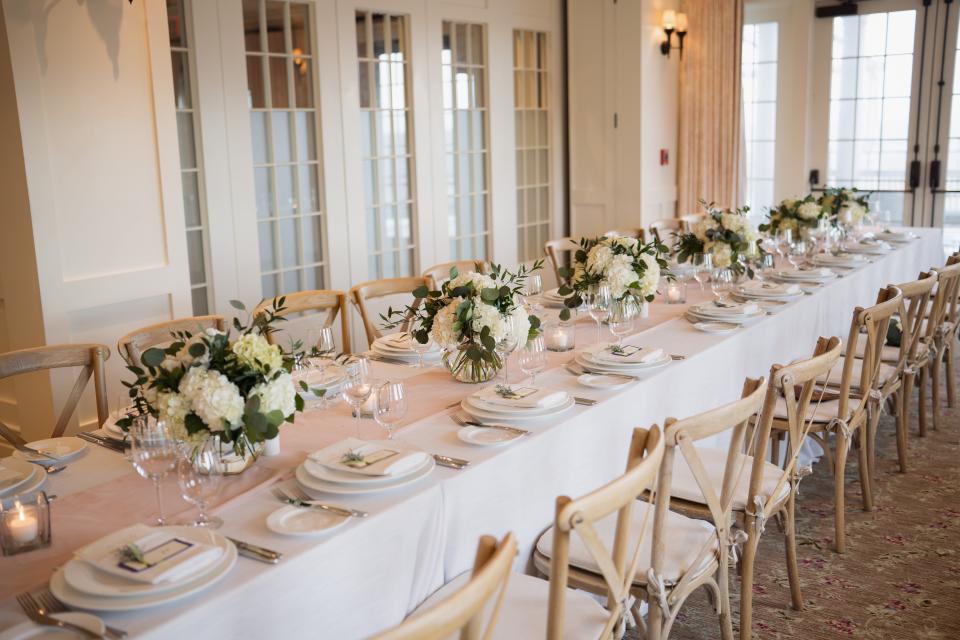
[738,281,800,295]
[76,524,223,585]
[692,301,759,316]
[473,385,568,409]
[379,333,437,352]
[0,463,24,492]
[589,344,664,364]
[311,437,428,477]
[813,252,865,263]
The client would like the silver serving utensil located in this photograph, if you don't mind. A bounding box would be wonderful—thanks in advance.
[367,353,415,366]
[226,537,282,564]
[565,363,638,381]
[77,432,127,453]
[573,397,597,406]
[16,593,101,639]
[670,354,686,361]
[44,465,67,474]
[432,453,470,470]
[450,412,529,436]
[272,487,368,518]
[9,440,59,462]
[37,590,126,639]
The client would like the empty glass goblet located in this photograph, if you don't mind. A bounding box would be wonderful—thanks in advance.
[711,268,736,304]
[692,253,713,291]
[410,333,434,369]
[518,335,548,385]
[584,284,612,344]
[130,417,178,526]
[342,357,373,437]
[608,298,638,347]
[177,438,224,528]
[374,381,408,440]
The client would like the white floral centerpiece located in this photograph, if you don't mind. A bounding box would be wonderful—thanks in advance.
[120,298,303,462]
[675,202,761,276]
[556,236,667,320]
[817,187,870,226]
[759,194,827,235]
[381,264,541,383]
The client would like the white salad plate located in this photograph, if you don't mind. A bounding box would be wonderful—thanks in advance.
[457,425,523,447]
[296,456,435,495]
[577,373,633,390]
[461,395,575,422]
[0,457,46,498]
[12,437,86,466]
[266,505,349,536]
[0,613,106,639]
[692,321,739,334]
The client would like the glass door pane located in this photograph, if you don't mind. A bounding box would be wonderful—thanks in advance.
[741,21,778,219]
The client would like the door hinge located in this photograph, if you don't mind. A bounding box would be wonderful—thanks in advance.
[613,113,619,128]
[910,160,922,189]
[930,159,941,190]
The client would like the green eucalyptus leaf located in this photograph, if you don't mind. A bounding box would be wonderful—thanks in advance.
[229,299,246,311]
[141,348,165,368]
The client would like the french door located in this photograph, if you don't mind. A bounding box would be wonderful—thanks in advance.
[811,0,960,256]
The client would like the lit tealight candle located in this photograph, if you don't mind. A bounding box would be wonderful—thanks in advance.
[8,501,38,545]
[664,282,686,304]
[544,323,574,352]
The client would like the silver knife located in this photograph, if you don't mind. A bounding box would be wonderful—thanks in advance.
[573,397,598,406]
[432,454,470,469]
[227,537,282,563]
[450,414,529,436]
[77,432,127,452]
[367,353,414,366]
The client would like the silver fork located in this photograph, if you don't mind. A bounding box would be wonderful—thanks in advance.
[450,412,529,436]
[36,590,127,639]
[279,486,369,518]
[16,593,102,639]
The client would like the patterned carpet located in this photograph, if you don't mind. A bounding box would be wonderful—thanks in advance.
[628,368,960,639]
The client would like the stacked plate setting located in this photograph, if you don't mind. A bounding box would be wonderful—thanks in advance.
[685,300,766,325]
[0,457,46,500]
[460,386,575,423]
[842,238,892,255]
[371,332,442,364]
[292,365,346,402]
[733,280,804,302]
[810,252,868,269]
[878,229,918,244]
[49,525,237,612]
[539,288,568,308]
[574,344,671,375]
[770,266,837,285]
[11,437,87,467]
[296,438,435,495]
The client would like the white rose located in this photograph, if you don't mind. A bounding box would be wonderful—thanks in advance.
[797,202,821,221]
[635,253,660,298]
[179,367,244,431]
[249,372,297,419]
[231,332,283,373]
[711,243,733,269]
[693,216,718,242]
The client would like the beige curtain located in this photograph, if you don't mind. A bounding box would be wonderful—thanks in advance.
[677,0,744,214]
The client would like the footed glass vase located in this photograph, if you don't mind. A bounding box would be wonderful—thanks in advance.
[442,347,502,383]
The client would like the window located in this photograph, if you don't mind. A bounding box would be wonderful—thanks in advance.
[513,30,551,263]
[940,38,960,256]
[167,0,212,314]
[244,0,326,298]
[356,12,417,279]
[741,21,778,213]
[441,21,490,261]
[827,11,916,223]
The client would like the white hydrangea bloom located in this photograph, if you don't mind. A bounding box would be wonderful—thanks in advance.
[842,202,865,224]
[635,253,660,297]
[471,300,510,343]
[586,244,615,274]
[693,216,718,242]
[448,271,497,293]
[231,332,283,373]
[508,304,531,344]
[797,202,821,220]
[711,242,733,269]
[249,372,297,418]
[781,198,798,209]
[613,236,639,251]
[156,391,190,432]
[179,367,244,431]
[429,300,463,351]
[605,253,637,299]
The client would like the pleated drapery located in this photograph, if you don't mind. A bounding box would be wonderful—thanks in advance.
[677,0,745,215]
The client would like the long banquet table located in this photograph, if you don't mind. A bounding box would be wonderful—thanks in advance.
[0,228,943,638]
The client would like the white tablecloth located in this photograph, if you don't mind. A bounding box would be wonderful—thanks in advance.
[0,229,942,638]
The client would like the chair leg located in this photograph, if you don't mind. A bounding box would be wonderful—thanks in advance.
[770,432,781,466]
[717,549,734,640]
[918,365,928,437]
[857,429,873,512]
[947,343,956,408]
[647,588,664,640]
[739,529,760,640]
[932,358,942,431]
[867,402,880,481]
[896,382,909,473]
[784,493,803,611]
[834,434,849,553]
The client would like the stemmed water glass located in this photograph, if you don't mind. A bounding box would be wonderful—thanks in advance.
[608,298,637,347]
[523,274,543,314]
[130,417,178,526]
[584,284,612,344]
[692,253,713,291]
[177,438,224,529]
[787,239,808,270]
[776,228,794,261]
[342,357,373,437]
[711,268,735,304]
[751,252,775,283]
[518,335,548,386]
[306,325,336,408]
[374,381,408,440]
[411,334,434,369]
[495,317,522,385]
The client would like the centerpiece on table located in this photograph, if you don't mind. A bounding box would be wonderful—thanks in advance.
[759,195,828,236]
[817,187,871,227]
[381,264,542,383]
[555,235,667,321]
[675,201,761,277]
[119,298,304,471]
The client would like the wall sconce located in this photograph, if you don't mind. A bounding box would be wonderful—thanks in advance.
[660,10,688,59]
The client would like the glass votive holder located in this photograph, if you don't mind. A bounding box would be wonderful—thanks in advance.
[543,320,576,352]
[1,492,51,556]
[661,278,687,304]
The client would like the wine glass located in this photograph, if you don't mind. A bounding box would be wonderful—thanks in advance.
[787,239,808,270]
[751,252,775,283]
[711,268,736,304]
[495,318,522,385]
[518,335,548,386]
[177,439,224,528]
[410,333,434,369]
[692,253,713,291]
[584,284,612,344]
[374,381,408,440]
[130,417,178,526]
[306,325,336,407]
[342,357,373,437]
[523,274,544,313]
[608,298,637,347]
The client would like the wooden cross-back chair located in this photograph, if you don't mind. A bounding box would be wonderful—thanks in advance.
[349,276,430,348]
[0,344,110,441]
[603,228,647,242]
[374,533,517,640]
[678,213,705,230]
[422,260,486,290]
[254,291,351,354]
[544,237,579,287]
[648,218,683,245]
[117,316,225,368]
[771,285,902,553]
[923,257,960,433]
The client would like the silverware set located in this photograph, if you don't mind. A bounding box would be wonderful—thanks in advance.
[17,590,127,639]
[225,537,283,564]
[366,353,415,366]
[271,486,368,518]
[450,412,530,437]
[77,432,128,454]
[432,453,470,470]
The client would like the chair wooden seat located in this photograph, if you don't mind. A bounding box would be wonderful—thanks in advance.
[414,571,609,640]
[772,396,852,424]
[816,356,898,388]
[854,333,916,364]
[534,500,717,585]
[668,446,791,512]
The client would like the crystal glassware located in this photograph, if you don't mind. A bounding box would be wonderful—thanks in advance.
[342,357,373,437]
[130,417,178,526]
[518,335,548,385]
[584,284,612,343]
[523,274,543,313]
[411,334,434,369]
[306,325,336,408]
[608,298,637,347]
[692,253,713,291]
[787,239,807,270]
[495,317,522,385]
[710,268,736,304]
[177,439,224,529]
[374,381,408,440]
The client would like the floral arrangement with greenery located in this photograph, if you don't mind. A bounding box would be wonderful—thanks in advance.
[759,194,828,235]
[817,187,871,226]
[675,201,761,276]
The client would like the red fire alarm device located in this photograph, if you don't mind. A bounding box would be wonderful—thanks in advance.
[660,149,669,166]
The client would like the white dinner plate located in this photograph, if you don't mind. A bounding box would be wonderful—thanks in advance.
[685,309,766,325]
[296,457,435,495]
[12,437,86,466]
[266,505,349,536]
[770,269,836,282]
[842,243,890,255]
[0,613,106,639]
[0,457,46,498]
[462,394,575,420]
[303,450,432,487]
[878,230,917,243]
[733,285,804,300]
[457,425,523,447]
[577,373,633,390]
[51,530,237,611]
[692,321,739,334]
[576,350,672,371]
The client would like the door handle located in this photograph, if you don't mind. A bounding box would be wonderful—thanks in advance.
[929,159,941,190]
[910,160,921,189]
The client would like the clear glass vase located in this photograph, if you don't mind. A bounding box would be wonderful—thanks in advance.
[442,347,501,383]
